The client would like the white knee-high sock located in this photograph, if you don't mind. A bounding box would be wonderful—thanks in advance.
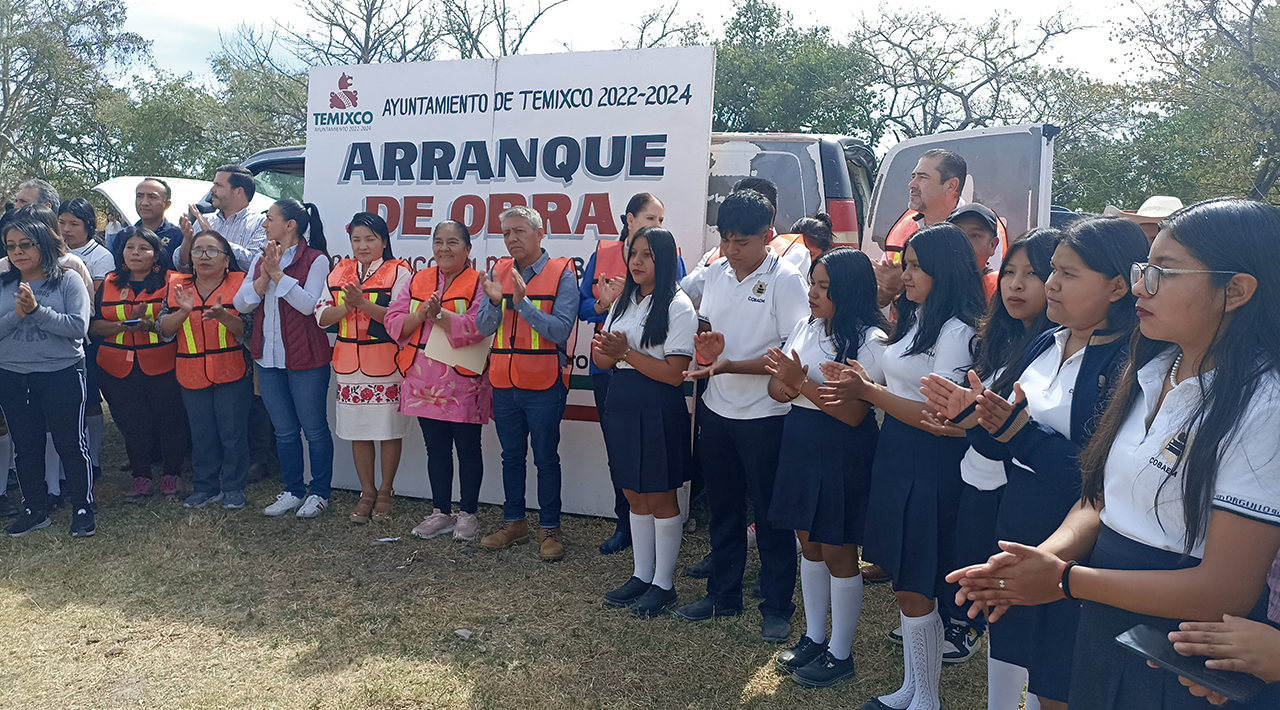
[879,611,916,709]
[630,512,656,584]
[800,557,831,643]
[827,572,864,661]
[987,652,1031,710]
[86,414,104,468]
[652,515,682,590]
[44,434,60,496]
[904,608,944,710]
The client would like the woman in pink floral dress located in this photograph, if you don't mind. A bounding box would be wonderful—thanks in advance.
[385,220,492,542]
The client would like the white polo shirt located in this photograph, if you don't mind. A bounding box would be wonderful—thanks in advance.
[603,288,698,370]
[1100,349,1280,557]
[700,253,810,420]
[783,317,887,411]
[876,318,975,402]
[681,243,811,307]
[962,369,1006,490]
[1010,328,1084,472]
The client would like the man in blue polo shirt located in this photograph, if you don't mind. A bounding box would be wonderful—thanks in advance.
[124,177,183,257]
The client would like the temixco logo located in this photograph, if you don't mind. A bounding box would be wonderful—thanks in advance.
[313,72,373,130]
[330,73,358,109]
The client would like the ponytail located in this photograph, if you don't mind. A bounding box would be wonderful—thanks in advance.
[275,200,329,257]
[618,192,661,242]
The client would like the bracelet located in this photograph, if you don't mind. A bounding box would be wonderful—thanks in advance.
[787,377,807,400]
[1059,560,1079,600]
[619,348,630,363]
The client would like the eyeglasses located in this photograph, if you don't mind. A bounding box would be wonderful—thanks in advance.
[4,242,35,253]
[1130,262,1238,296]
[191,248,226,259]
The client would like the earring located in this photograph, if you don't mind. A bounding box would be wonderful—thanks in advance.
[153,264,162,274]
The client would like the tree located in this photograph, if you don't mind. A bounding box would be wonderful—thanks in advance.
[438,0,571,59]
[712,0,881,142]
[626,2,705,50]
[209,25,309,160]
[284,0,443,65]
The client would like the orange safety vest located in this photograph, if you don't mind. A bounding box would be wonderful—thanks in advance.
[703,232,804,265]
[885,209,1011,265]
[97,273,177,378]
[396,266,483,377]
[328,258,408,378]
[489,256,576,391]
[167,271,247,389]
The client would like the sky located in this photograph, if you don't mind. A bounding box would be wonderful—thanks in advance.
[121,0,1153,84]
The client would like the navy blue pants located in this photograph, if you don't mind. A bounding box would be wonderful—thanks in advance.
[181,374,252,496]
[593,371,630,531]
[700,405,796,619]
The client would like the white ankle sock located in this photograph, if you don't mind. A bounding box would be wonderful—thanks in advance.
[651,515,682,590]
[904,608,944,710]
[800,557,831,643]
[987,653,1031,710]
[827,572,864,661]
[630,512,656,584]
[86,414,104,468]
[879,611,916,709]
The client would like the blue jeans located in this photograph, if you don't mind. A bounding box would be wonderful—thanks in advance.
[492,381,566,528]
[256,364,334,499]
[181,374,253,496]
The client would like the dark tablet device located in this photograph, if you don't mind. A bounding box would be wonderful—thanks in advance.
[121,319,142,327]
[1115,623,1267,704]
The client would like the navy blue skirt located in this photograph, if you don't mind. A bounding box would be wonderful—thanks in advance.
[862,415,968,598]
[1070,525,1275,709]
[769,405,878,546]
[602,369,688,494]
[989,464,1083,703]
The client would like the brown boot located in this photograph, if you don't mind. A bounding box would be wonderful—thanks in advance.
[539,526,564,562]
[480,519,530,549]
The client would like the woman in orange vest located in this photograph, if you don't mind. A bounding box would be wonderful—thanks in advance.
[159,230,252,510]
[316,212,412,524]
[88,226,188,503]
[386,219,492,542]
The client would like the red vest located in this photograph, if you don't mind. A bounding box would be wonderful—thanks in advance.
[396,266,483,377]
[167,271,248,389]
[97,273,177,378]
[328,257,408,377]
[489,256,576,391]
[249,242,332,371]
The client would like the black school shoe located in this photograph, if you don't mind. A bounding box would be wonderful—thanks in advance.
[70,508,95,538]
[7,508,51,537]
[776,635,827,672]
[683,552,713,578]
[598,527,632,555]
[674,597,742,621]
[604,577,651,607]
[761,615,792,643]
[630,585,677,618]
[792,650,857,688]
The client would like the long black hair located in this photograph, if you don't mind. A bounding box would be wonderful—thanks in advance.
[618,193,662,241]
[1056,216,1149,336]
[13,205,64,254]
[611,227,679,348]
[347,211,394,261]
[887,223,986,357]
[812,247,888,363]
[110,226,171,293]
[975,228,1058,396]
[190,230,243,273]
[1,217,65,285]
[1081,198,1280,553]
[792,212,834,255]
[57,198,98,245]
[276,200,328,257]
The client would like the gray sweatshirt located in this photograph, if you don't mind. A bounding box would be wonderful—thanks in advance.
[0,272,91,373]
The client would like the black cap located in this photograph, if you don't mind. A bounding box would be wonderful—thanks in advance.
[947,203,998,234]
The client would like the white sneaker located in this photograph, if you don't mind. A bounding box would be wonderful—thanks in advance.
[295,494,328,518]
[264,491,303,517]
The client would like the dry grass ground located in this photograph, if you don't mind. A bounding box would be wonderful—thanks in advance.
[0,415,988,710]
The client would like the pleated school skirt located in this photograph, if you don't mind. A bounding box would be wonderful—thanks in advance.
[602,369,688,494]
[769,405,878,546]
[862,415,968,598]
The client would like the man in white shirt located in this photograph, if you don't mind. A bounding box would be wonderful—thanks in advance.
[177,165,267,268]
[674,190,810,643]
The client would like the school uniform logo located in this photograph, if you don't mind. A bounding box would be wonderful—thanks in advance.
[1150,430,1192,476]
[752,281,767,297]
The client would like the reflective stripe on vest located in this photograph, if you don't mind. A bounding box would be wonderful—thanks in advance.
[96,273,177,378]
[328,258,408,377]
[396,266,483,377]
[167,271,247,389]
[488,256,577,391]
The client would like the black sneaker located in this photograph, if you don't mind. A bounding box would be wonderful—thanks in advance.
[776,635,827,672]
[674,596,741,621]
[604,576,651,607]
[7,508,51,537]
[70,508,95,538]
[684,552,713,578]
[0,493,18,518]
[47,493,63,511]
[629,585,677,618]
[942,623,981,664]
[791,650,857,688]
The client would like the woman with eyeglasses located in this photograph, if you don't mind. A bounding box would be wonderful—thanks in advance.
[925,217,1148,710]
[0,217,94,537]
[160,231,252,510]
[948,198,1280,709]
[89,226,188,503]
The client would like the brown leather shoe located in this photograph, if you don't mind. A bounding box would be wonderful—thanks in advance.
[480,519,530,549]
[539,526,564,562]
[860,562,891,584]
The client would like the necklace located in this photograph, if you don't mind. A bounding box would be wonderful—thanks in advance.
[1169,352,1183,388]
